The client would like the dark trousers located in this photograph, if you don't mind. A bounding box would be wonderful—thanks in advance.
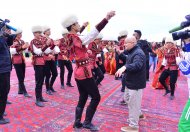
[146,60,149,80]
[34,65,45,100]
[45,60,58,90]
[13,63,27,93]
[0,72,10,119]
[159,69,178,96]
[75,78,101,110]
[92,67,104,85]
[59,60,73,85]
[121,73,127,89]
[96,62,106,74]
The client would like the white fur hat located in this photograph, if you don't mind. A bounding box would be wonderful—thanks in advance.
[61,15,78,28]
[119,30,128,37]
[32,26,43,33]
[165,37,175,44]
[13,28,22,35]
[43,26,50,33]
[62,28,69,35]
[95,34,103,39]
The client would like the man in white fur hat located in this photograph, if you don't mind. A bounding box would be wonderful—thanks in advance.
[42,26,58,95]
[29,25,51,107]
[88,34,104,86]
[10,29,31,98]
[58,28,74,89]
[62,11,115,131]
[159,37,180,100]
[58,23,88,89]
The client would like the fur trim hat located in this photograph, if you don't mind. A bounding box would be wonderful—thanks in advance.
[95,34,103,39]
[165,37,175,44]
[32,26,43,33]
[119,30,128,37]
[61,15,78,28]
[62,28,69,35]
[43,26,50,33]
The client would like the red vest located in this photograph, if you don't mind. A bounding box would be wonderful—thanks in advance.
[30,36,48,65]
[68,33,92,80]
[11,39,25,64]
[164,46,179,70]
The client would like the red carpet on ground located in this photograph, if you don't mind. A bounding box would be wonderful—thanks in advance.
[0,59,188,132]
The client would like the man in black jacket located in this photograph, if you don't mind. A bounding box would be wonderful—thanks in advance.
[115,36,146,132]
[133,30,152,81]
[0,20,16,124]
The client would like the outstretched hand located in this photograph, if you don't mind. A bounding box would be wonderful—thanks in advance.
[115,66,126,77]
[83,22,89,27]
[106,11,116,20]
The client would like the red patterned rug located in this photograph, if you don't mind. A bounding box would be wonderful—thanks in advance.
[0,60,187,132]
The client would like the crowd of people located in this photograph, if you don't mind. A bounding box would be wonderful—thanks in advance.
[0,11,189,132]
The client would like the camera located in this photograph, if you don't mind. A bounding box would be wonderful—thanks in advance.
[172,30,190,40]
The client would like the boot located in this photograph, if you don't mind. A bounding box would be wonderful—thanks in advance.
[0,118,10,124]
[61,84,65,89]
[83,107,99,131]
[35,99,44,107]
[73,107,83,128]
[46,90,53,95]
[66,82,74,87]
[50,87,56,92]
[18,84,23,94]
[40,98,48,102]
[23,93,32,98]
[163,90,171,96]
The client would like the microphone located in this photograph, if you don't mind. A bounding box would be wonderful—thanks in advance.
[169,26,183,33]
[169,14,190,33]
[0,19,17,31]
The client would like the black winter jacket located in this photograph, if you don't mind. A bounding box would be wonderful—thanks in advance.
[0,35,15,73]
[125,45,146,90]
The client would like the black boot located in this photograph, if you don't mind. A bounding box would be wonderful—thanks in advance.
[66,83,74,87]
[50,87,56,92]
[23,92,32,98]
[35,99,44,107]
[83,107,99,131]
[73,107,83,128]
[18,84,23,94]
[163,90,171,96]
[61,84,65,89]
[0,118,10,124]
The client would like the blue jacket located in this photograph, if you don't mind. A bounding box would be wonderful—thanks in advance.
[0,35,15,73]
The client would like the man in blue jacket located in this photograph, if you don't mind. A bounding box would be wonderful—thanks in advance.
[0,20,15,124]
[115,36,146,132]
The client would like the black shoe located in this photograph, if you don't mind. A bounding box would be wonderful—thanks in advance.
[0,118,10,124]
[115,77,119,80]
[83,123,99,131]
[66,83,74,87]
[46,90,53,95]
[40,98,48,102]
[35,101,44,107]
[73,107,83,128]
[18,91,23,94]
[61,85,65,89]
[3,112,7,116]
[73,121,83,128]
[24,93,32,98]
[170,95,175,100]
[6,100,11,104]
[50,87,56,92]
[163,90,171,96]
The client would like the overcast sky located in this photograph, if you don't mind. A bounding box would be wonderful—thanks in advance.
[1,0,190,42]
